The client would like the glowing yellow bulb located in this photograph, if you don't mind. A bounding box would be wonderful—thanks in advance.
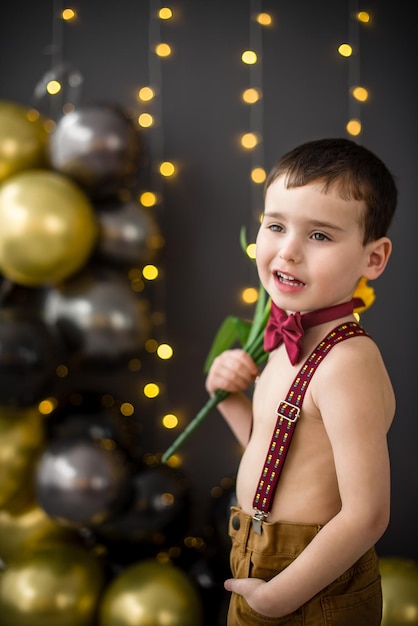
[241,287,259,304]
[162,414,178,429]
[242,88,261,104]
[241,50,258,64]
[246,242,256,259]
[155,43,172,57]
[138,113,154,128]
[241,132,259,149]
[338,43,353,57]
[120,402,134,416]
[144,383,160,398]
[159,161,176,176]
[256,12,272,26]
[138,86,155,101]
[143,264,159,280]
[46,80,62,95]
[351,86,369,102]
[159,7,173,19]
[346,118,362,136]
[251,167,266,183]
[38,398,57,415]
[356,11,370,23]
[140,191,157,207]
[157,343,174,360]
[62,8,76,20]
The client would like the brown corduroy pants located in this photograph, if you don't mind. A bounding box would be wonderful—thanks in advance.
[227,506,382,625]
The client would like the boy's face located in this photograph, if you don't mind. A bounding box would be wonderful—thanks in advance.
[256,175,373,313]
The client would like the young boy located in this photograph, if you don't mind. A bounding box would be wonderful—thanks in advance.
[205,138,397,624]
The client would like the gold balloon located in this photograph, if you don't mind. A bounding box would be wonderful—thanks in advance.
[0,501,80,565]
[380,557,418,625]
[0,544,105,626]
[99,559,204,626]
[0,169,98,286]
[0,406,44,508]
[0,101,49,183]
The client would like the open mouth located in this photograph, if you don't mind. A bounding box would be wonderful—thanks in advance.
[277,271,305,287]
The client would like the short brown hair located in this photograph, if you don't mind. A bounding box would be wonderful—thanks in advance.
[265,138,398,244]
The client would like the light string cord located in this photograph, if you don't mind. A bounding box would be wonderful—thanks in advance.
[249,0,264,235]
[348,0,361,132]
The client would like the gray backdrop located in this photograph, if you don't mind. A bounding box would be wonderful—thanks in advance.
[0,0,417,562]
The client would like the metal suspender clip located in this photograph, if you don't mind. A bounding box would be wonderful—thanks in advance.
[252,509,269,535]
[276,400,300,423]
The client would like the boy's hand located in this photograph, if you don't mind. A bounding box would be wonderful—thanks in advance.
[224,577,278,617]
[205,349,259,397]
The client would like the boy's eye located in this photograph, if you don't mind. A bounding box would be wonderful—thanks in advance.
[267,223,283,232]
[312,232,330,241]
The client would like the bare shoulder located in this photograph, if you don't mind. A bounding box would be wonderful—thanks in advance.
[311,333,395,429]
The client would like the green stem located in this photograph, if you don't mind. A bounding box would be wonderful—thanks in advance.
[161,389,230,463]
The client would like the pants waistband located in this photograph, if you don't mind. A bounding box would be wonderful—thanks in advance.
[229,505,322,556]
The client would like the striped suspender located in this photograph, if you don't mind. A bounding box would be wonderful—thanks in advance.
[252,322,369,534]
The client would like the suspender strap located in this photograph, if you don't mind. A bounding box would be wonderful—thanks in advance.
[251,322,369,533]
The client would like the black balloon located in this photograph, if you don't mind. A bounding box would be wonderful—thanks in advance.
[94,198,162,268]
[36,436,132,527]
[48,104,143,198]
[41,268,151,365]
[95,464,191,547]
[0,307,63,406]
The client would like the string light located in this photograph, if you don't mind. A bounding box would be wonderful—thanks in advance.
[46,80,62,95]
[140,191,158,207]
[142,264,159,280]
[138,86,155,101]
[162,413,178,429]
[241,287,259,304]
[159,160,176,176]
[246,242,256,259]
[159,7,173,20]
[62,7,76,21]
[241,132,259,149]
[251,167,266,183]
[242,87,261,104]
[143,382,160,398]
[338,43,353,57]
[343,0,371,137]
[138,112,154,127]
[157,343,174,359]
[155,43,172,57]
[241,50,258,64]
[346,118,362,136]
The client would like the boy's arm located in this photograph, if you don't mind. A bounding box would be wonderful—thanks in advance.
[225,340,393,617]
[205,349,259,447]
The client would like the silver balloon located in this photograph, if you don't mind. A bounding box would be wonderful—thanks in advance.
[41,269,151,365]
[35,436,132,527]
[48,104,143,198]
[95,198,162,268]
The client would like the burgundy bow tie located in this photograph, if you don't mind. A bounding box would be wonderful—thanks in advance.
[264,298,364,365]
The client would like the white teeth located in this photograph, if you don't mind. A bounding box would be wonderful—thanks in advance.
[278,272,295,281]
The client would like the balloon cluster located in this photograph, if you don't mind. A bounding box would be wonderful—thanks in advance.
[0,100,204,625]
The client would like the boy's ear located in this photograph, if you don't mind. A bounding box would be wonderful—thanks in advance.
[363,237,392,280]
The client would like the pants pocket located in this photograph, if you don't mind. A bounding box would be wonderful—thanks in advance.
[228,595,303,626]
[321,577,382,626]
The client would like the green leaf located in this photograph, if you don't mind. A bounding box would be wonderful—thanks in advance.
[244,284,270,348]
[203,316,252,373]
[240,225,249,255]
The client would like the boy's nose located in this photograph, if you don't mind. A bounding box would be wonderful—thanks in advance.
[278,236,301,263]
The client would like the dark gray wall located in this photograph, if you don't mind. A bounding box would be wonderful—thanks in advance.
[1,0,417,563]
